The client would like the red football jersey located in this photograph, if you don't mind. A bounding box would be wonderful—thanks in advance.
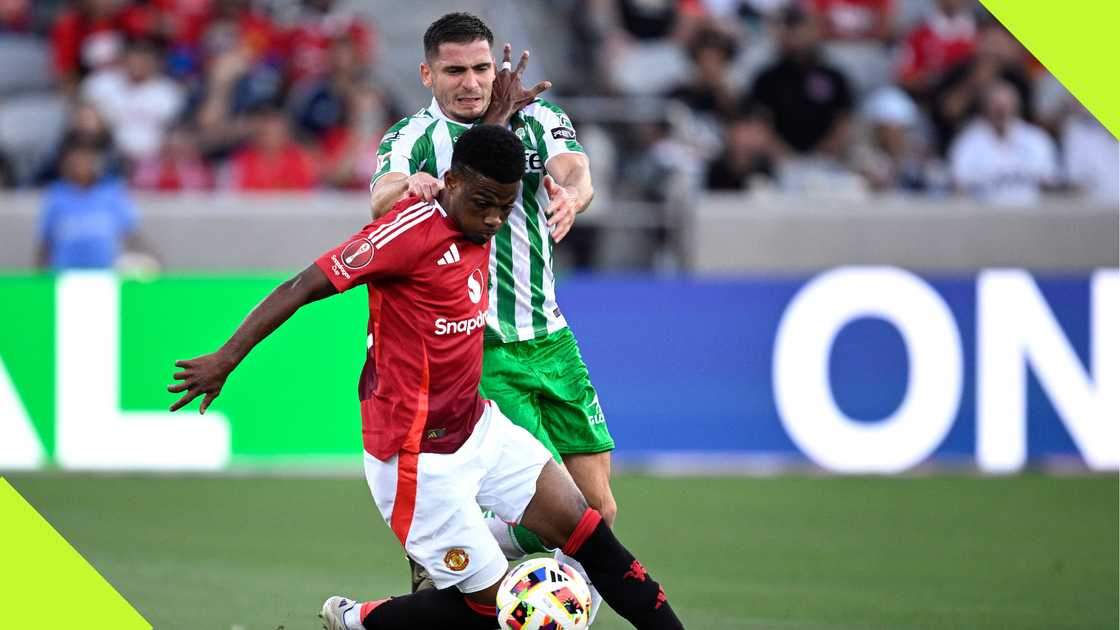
[314,196,488,460]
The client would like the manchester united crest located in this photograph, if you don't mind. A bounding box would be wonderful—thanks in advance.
[444,548,470,572]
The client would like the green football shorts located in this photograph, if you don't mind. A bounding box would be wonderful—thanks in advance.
[480,327,615,463]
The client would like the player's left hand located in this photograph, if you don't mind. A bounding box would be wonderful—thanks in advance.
[168,352,235,414]
[482,43,551,126]
[544,175,577,243]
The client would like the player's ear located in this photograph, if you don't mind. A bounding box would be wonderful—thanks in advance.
[443,170,458,192]
[420,62,433,88]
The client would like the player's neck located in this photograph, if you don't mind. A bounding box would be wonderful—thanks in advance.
[435,190,457,229]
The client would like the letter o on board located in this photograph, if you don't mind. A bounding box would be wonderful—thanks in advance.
[772,267,963,473]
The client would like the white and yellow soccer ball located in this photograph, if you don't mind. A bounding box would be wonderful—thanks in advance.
[496,557,593,630]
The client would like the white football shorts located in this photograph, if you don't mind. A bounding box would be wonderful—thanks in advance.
[363,401,552,592]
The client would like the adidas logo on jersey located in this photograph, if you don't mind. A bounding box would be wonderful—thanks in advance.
[437,243,461,266]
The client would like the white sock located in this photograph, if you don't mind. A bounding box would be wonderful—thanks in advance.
[342,600,365,630]
[484,509,526,560]
[556,550,603,626]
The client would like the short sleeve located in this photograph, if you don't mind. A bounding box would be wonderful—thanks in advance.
[369,115,435,191]
[524,100,584,167]
[314,200,432,293]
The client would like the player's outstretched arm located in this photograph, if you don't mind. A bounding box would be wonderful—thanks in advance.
[167,264,337,414]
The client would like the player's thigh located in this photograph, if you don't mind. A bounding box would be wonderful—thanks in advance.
[535,329,615,457]
[476,402,554,526]
[363,451,506,594]
[562,451,617,525]
[481,344,563,462]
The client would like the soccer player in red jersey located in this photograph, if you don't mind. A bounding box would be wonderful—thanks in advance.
[168,124,684,630]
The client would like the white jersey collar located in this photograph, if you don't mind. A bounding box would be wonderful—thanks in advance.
[432,198,448,217]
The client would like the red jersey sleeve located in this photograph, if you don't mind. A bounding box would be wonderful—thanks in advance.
[314,197,432,293]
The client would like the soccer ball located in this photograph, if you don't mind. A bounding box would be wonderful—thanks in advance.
[496,557,593,630]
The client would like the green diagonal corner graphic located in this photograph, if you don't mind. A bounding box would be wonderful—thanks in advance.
[0,478,150,629]
[981,0,1119,139]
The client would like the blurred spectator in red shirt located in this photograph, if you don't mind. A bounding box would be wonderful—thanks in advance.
[82,36,185,163]
[132,124,213,190]
[810,0,893,42]
[223,107,318,190]
[285,0,373,84]
[895,0,976,98]
[50,0,134,92]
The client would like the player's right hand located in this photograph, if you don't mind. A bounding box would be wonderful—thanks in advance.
[168,352,235,414]
[407,173,444,201]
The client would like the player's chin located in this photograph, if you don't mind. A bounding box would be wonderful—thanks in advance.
[466,231,495,245]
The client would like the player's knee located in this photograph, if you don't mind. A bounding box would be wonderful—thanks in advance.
[596,494,618,528]
[578,482,617,528]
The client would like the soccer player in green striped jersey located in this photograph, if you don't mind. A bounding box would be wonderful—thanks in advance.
[368,12,617,614]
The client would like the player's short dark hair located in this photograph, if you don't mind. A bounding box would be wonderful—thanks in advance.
[450,124,524,185]
[423,12,493,60]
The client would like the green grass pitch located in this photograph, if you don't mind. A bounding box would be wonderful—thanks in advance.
[5,474,1117,629]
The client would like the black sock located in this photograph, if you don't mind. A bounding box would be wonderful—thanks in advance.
[362,587,498,629]
[564,509,685,629]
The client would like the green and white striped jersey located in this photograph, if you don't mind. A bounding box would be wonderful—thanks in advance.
[370,97,585,345]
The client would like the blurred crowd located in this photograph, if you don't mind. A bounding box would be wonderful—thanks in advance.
[0,0,396,196]
[1,0,1116,269]
[570,0,1118,209]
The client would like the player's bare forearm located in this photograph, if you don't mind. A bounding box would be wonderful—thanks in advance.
[369,173,409,219]
[546,153,594,214]
[168,265,336,413]
[219,265,336,363]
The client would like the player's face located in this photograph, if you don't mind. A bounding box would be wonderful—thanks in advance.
[421,39,495,123]
[444,171,517,244]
